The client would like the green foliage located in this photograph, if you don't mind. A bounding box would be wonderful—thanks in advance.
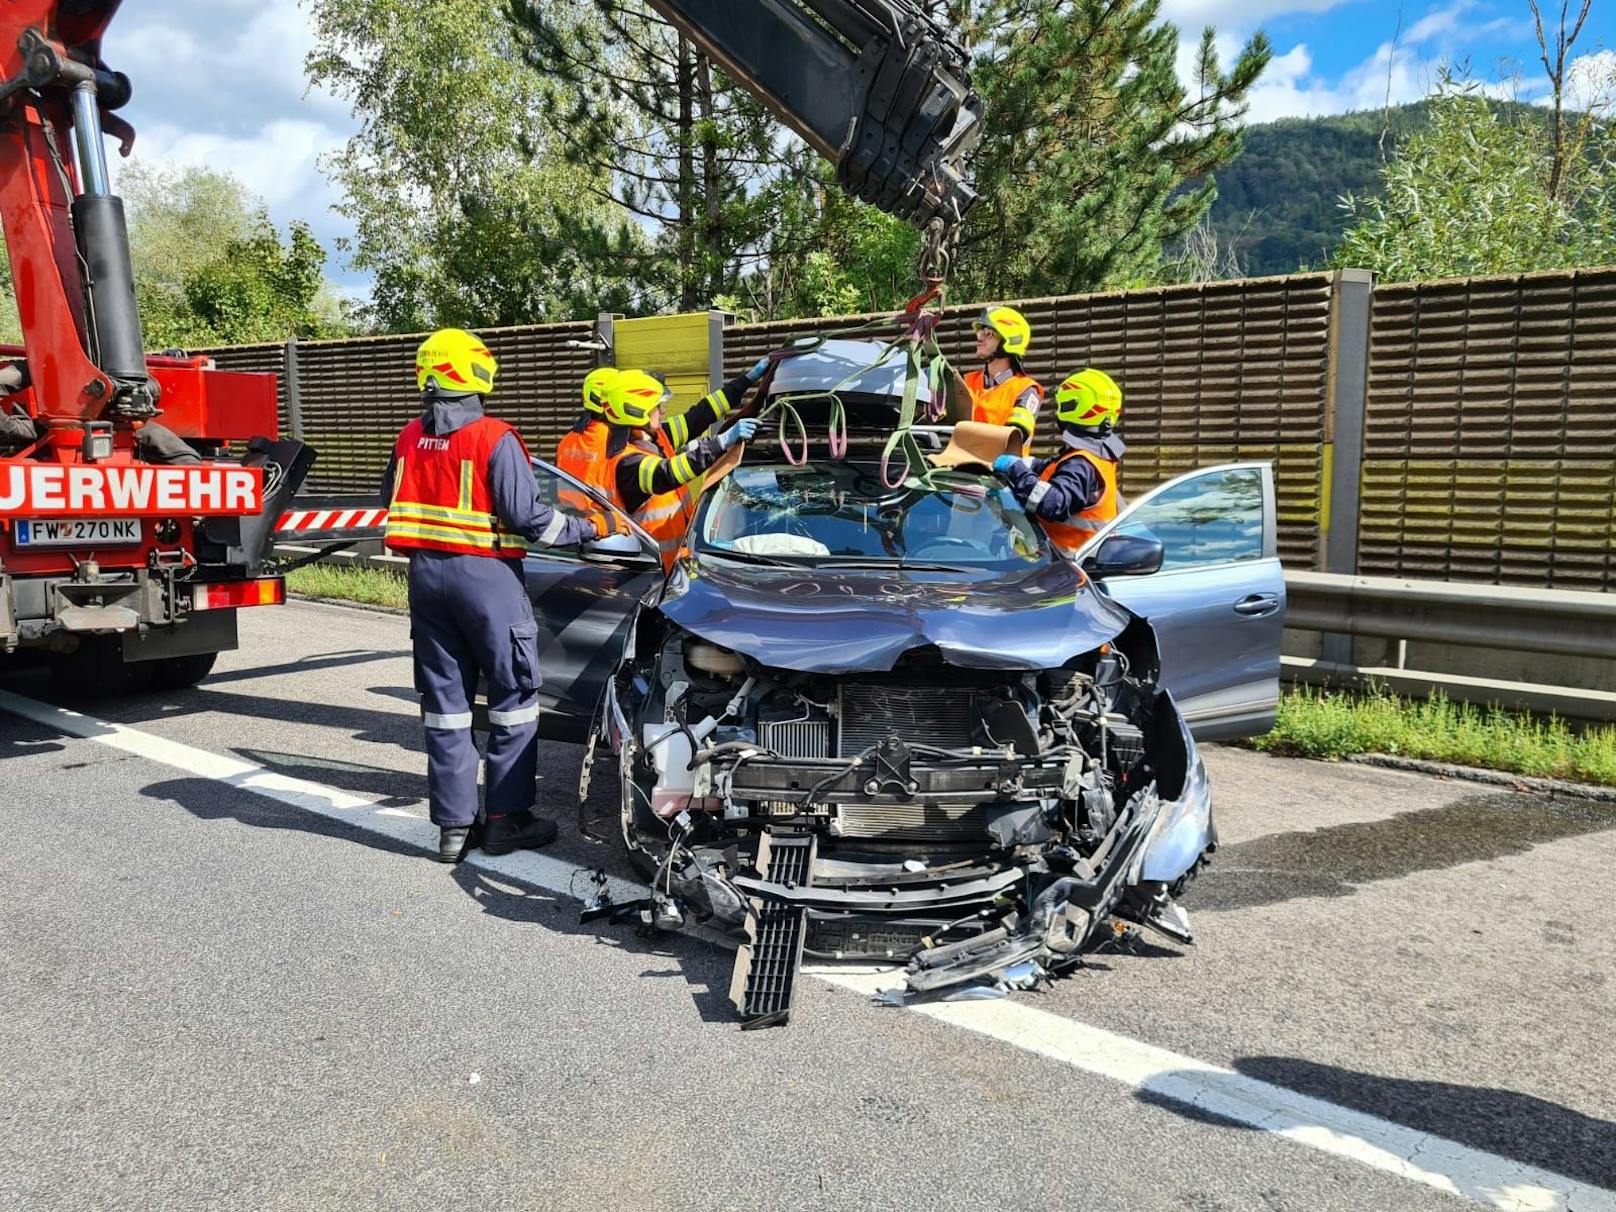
[121,161,349,348]
[955,1,1270,298]
[1205,105,1433,276]
[306,0,651,331]
[507,0,781,312]
[1253,685,1616,786]
[0,162,348,348]
[287,562,409,610]
[1332,82,1616,281]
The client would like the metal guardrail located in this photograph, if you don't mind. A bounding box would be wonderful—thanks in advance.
[1285,571,1616,662]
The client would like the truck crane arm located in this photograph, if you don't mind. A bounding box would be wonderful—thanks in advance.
[645,0,982,251]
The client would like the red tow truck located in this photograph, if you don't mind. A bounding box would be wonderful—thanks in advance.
[0,2,312,692]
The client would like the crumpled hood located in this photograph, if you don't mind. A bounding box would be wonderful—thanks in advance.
[659,557,1132,674]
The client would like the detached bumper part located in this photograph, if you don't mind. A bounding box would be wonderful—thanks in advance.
[730,832,816,1029]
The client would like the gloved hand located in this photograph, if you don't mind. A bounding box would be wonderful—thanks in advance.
[720,417,760,450]
[992,454,1021,474]
[745,355,772,383]
[591,512,613,540]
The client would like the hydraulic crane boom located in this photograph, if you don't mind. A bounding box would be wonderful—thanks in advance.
[645,0,982,247]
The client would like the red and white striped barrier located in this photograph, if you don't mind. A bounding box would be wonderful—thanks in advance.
[275,506,389,534]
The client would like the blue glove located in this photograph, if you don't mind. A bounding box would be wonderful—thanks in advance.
[746,356,772,383]
[721,417,761,449]
[992,454,1020,474]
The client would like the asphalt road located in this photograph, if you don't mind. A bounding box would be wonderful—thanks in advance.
[2,599,1612,1211]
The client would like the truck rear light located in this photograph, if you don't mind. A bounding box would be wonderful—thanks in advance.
[191,577,285,612]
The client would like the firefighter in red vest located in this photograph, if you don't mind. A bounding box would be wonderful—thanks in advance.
[555,366,616,497]
[383,328,603,863]
[601,359,769,569]
[991,368,1124,559]
[964,305,1042,445]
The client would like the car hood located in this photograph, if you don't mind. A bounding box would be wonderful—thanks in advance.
[659,556,1132,674]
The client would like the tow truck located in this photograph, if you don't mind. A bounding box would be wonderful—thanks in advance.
[0,0,981,693]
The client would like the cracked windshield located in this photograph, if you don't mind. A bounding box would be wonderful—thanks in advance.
[699,463,1048,567]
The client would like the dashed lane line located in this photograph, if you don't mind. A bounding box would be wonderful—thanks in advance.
[4,688,1611,1212]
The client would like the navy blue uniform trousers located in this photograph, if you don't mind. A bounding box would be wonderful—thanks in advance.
[407,550,541,828]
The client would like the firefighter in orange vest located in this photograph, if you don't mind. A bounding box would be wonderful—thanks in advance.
[601,358,770,569]
[382,328,603,864]
[555,366,616,497]
[965,305,1042,445]
[991,368,1124,559]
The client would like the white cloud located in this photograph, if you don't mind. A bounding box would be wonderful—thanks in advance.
[97,3,362,286]
[1160,0,1349,29]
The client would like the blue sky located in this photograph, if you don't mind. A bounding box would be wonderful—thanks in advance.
[101,0,1611,295]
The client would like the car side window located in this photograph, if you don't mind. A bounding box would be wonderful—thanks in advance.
[1111,466,1265,572]
[527,460,647,565]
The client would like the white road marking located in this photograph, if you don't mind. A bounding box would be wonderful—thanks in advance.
[4,689,1612,1212]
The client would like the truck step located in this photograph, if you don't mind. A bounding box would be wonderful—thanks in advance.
[730,832,816,1029]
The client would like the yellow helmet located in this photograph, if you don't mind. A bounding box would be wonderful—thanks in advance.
[416,327,497,394]
[582,366,618,415]
[1055,368,1122,430]
[973,305,1032,358]
[603,369,670,428]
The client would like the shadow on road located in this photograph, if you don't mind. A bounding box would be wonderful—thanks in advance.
[1193,792,1616,912]
[233,747,426,805]
[202,648,411,686]
[1137,1055,1616,1192]
[448,861,736,1023]
[139,775,424,861]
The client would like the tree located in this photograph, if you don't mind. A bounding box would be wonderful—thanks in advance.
[118,162,350,348]
[306,0,653,331]
[1332,76,1616,281]
[0,162,348,348]
[952,0,1271,298]
[506,1,782,312]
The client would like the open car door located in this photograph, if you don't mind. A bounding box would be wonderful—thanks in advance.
[523,459,665,742]
[1077,462,1285,741]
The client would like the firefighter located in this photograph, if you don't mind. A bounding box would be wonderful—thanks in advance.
[555,366,617,496]
[991,368,1124,559]
[383,328,604,864]
[601,358,771,568]
[964,305,1042,446]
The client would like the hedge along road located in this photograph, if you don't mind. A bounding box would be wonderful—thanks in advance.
[1,599,1612,1212]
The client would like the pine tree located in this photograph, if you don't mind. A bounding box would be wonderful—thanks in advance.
[954,0,1270,297]
[507,0,782,311]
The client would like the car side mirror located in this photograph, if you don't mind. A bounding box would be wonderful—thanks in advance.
[1082,532,1164,578]
[584,531,660,568]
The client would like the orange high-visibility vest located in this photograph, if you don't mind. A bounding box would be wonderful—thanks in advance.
[604,428,695,571]
[965,369,1042,438]
[556,416,610,493]
[384,415,529,559]
[1039,447,1119,556]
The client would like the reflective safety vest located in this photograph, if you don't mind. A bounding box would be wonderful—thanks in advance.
[555,415,610,511]
[1039,447,1119,556]
[384,415,528,560]
[604,428,695,571]
[966,369,1042,438]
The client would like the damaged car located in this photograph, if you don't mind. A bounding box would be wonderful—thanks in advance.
[520,340,1285,1026]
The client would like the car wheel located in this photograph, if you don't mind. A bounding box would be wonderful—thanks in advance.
[146,651,219,692]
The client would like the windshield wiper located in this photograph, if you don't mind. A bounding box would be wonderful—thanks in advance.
[815,558,976,573]
[700,547,800,567]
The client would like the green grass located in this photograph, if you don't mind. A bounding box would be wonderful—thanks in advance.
[286,562,409,610]
[1252,684,1616,787]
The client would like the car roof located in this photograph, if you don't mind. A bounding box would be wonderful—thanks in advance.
[766,338,907,400]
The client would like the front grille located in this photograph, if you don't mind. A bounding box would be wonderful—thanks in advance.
[760,716,832,760]
[834,801,989,841]
[838,684,977,755]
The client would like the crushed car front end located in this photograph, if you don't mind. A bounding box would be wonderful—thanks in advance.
[600,553,1215,1020]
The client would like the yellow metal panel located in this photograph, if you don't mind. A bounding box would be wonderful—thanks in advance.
[614,313,715,419]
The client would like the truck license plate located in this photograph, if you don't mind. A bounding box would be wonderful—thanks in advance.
[14,518,143,547]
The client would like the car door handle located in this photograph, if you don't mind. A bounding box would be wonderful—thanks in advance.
[1233,593,1280,618]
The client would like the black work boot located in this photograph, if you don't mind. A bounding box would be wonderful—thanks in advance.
[481,810,559,856]
[437,820,482,864]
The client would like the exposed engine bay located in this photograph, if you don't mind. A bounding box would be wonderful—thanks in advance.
[591,607,1215,1028]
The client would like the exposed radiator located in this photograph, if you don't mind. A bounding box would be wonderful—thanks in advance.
[838,684,977,756]
[760,715,832,760]
[834,801,990,841]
